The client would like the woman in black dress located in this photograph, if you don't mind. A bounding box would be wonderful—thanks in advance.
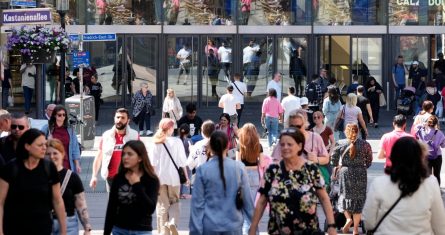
[365,76,383,128]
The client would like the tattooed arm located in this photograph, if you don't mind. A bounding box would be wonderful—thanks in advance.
[74,192,92,235]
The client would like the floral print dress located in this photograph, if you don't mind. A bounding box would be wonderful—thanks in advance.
[258,161,325,234]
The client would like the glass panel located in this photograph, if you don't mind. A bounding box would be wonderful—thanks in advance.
[167,36,199,103]
[166,0,235,25]
[397,36,428,72]
[239,0,311,25]
[277,36,308,97]
[202,36,234,104]
[87,0,163,25]
[330,36,350,95]
[41,0,85,24]
[314,0,385,25]
[389,0,444,25]
[126,36,158,106]
[45,60,59,104]
[352,37,382,85]
[242,36,273,102]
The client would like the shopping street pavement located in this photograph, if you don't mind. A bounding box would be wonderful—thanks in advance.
[77,105,445,234]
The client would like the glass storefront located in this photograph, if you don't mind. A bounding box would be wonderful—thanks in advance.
[389,0,445,25]
[314,0,386,25]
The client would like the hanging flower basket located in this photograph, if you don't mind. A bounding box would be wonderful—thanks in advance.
[6,26,70,64]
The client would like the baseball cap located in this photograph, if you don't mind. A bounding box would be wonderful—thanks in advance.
[300,97,309,106]
[412,61,419,65]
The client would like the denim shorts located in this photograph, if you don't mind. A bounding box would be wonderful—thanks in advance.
[52,214,79,235]
[112,226,153,235]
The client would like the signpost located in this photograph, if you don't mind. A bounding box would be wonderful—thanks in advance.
[82,33,117,42]
[1,8,52,25]
[72,51,90,69]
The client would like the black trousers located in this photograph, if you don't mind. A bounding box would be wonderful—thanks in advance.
[428,155,442,185]
[236,104,244,126]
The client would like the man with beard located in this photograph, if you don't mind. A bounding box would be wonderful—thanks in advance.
[89,108,139,192]
[0,113,30,166]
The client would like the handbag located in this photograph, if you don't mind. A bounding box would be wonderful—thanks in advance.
[235,162,243,210]
[334,106,346,132]
[366,194,403,235]
[162,143,187,184]
[379,93,386,107]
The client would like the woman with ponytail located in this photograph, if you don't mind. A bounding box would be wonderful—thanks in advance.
[149,118,188,235]
[189,131,255,235]
[331,123,373,234]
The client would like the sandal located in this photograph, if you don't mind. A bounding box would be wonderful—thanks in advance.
[342,219,353,233]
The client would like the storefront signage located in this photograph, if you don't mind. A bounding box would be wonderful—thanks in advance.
[1,8,51,25]
[10,0,36,8]
[397,0,445,6]
[82,33,116,42]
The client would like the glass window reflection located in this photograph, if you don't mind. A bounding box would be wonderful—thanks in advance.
[239,0,311,25]
[389,1,444,25]
[166,0,235,25]
[314,0,385,25]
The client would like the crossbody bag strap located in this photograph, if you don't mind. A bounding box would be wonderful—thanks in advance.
[162,143,180,171]
[61,170,72,195]
[232,81,244,96]
[369,194,403,233]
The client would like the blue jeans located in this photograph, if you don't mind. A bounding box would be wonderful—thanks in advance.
[2,87,9,108]
[112,226,152,235]
[52,215,79,235]
[242,168,260,235]
[23,86,34,113]
[395,83,405,103]
[265,116,279,147]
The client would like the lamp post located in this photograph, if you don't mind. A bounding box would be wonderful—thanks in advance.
[57,0,69,105]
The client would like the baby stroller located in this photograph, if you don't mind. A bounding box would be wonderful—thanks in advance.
[397,86,416,116]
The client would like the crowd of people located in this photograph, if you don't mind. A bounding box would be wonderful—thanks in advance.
[2,59,445,235]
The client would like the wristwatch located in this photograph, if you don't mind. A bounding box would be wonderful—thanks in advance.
[326,223,336,229]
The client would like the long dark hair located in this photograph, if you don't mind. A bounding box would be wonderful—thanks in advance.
[16,128,45,160]
[388,137,428,197]
[209,131,228,191]
[49,105,69,132]
[327,86,339,104]
[119,140,159,185]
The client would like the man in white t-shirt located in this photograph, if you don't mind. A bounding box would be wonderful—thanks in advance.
[176,44,192,85]
[267,72,282,101]
[218,85,241,126]
[20,63,36,114]
[243,40,260,74]
[218,42,232,81]
[231,73,247,126]
[281,86,301,128]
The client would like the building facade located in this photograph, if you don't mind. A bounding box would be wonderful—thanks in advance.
[1,0,445,114]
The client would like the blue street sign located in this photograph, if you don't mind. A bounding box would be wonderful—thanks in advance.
[72,51,90,68]
[69,34,79,41]
[82,33,116,42]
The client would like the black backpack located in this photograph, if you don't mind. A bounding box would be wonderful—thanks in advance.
[306,82,318,103]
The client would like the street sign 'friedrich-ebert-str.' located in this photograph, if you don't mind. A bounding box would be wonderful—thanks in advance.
[82,33,116,42]
[1,8,52,25]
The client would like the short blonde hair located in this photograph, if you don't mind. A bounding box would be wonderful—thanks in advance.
[166,88,176,97]
[345,93,357,107]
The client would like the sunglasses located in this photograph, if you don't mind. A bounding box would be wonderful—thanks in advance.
[313,116,322,119]
[11,124,25,130]
[288,125,302,129]
[57,113,66,117]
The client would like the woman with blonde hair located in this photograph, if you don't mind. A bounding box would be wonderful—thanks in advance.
[149,118,188,235]
[47,139,92,235]
[331,123,373,234]
[335,93,368,139]
[162,89,183,132]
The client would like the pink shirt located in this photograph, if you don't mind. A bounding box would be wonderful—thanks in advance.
[262,97,283,118]
[380,130,412,168]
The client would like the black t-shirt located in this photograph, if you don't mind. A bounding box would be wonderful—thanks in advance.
[0,159,59,235]
[58,168,84,216]
[104,173,160,235]
[73,77,80,94]
[89,82,103,98]
[65,76,74,97]
[0,136,17,164]
[357,95,370,118]
[176,115,203,137]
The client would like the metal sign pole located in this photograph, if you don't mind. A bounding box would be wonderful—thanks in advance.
[78,34,84,146]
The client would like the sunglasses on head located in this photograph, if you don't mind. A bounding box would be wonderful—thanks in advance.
[11,124,25,130]
[281,127,299,134]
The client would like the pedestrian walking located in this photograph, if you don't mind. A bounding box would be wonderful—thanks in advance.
[218,85,241,126]
[104,140,160,235]
[231,73,247,126]
[261,88,283,148]
[281,86,301,128]
[364,77,382,128]
[323,86,342,141]
[162,88,183,132]
[132,82,154,136]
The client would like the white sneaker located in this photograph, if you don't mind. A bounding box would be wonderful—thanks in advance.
[146,130,154,136]
[139,131,144,136]
[169,218,178,235]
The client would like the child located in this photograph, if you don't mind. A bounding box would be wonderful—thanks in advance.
[88,74,103,122]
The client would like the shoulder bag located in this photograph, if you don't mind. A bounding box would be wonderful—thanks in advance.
[61,170,72,195]
[366,194,403,235]
[334,106,346,132]
[162,143,187,184]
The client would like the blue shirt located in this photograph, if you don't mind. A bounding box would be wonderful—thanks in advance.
[393,64,406,85]
[189,157,254,235]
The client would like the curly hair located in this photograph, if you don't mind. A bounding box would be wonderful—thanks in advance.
[238,123,261,164]
[344,123,359,159]
[388,137,428,197]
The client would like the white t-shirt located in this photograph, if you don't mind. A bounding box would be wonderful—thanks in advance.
[149,137,187,186]
[242,44,260,64]
[20,64,36,89]
[219,93,239,115]
[177,48,191,64]
[342,105,362,125]
[281,95,301,121]
[187,138,209,170]
[231,81,247,105]
[266,80,282,101]
[218,46,232,63]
